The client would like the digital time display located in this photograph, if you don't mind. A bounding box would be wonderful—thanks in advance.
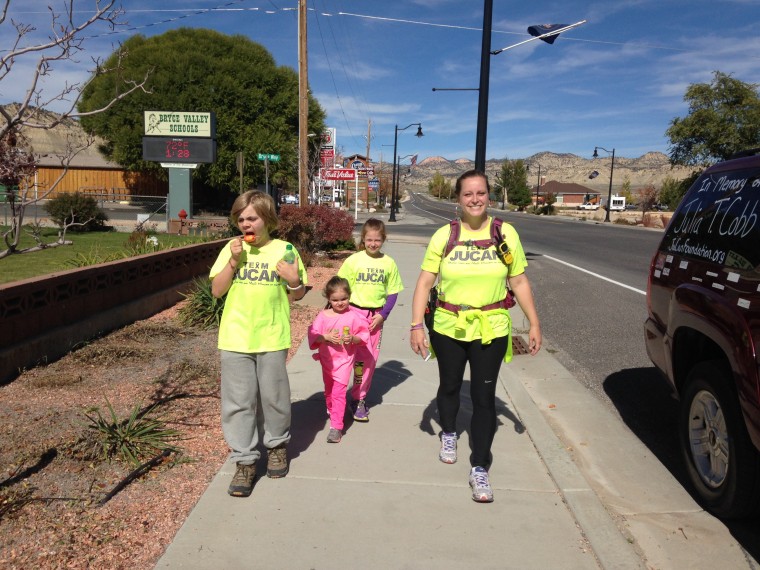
[142,137,217,164]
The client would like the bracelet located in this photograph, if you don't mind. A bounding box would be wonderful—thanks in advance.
[228,259,237,271]
[286,281,304,291]
[410,323,424,331]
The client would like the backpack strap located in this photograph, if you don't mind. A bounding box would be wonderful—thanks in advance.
[444,217,496,257]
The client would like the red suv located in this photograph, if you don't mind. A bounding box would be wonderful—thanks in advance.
[645,150,760,518]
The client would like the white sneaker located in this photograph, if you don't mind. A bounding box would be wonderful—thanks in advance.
[469,467,494,503]
[439,432,457,464]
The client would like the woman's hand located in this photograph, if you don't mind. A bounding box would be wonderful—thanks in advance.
[410,328,430,359]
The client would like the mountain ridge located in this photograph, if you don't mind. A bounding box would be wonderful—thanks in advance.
[408,151,694,191]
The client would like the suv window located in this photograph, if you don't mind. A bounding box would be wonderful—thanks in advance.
[660,166,760,270]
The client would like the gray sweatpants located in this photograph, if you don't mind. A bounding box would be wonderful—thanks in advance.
[220,349,291,464]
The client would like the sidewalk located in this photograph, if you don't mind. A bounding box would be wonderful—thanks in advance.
[157,208,752,570]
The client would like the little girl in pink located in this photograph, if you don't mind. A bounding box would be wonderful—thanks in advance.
[308,276,371,443]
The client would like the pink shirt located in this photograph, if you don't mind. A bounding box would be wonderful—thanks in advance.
[308,308,370,379]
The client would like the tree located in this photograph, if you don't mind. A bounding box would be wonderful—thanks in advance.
[428,172,452,200]
[78,28,326,195]
[495,159,531,210]
[657,176,683,211]
[639,185,659,215]
[666,71,760,167]
[0,1,149,258]
[620,175,634,203]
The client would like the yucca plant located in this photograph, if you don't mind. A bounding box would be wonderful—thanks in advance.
[64,246,121,268]
[83,398,181,466]
[177,277,225,330]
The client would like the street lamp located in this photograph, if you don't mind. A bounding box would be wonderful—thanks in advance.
[593,146,616,222]
[390,123,423,222]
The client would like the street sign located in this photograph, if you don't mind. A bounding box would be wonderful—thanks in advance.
[257,153,280,162]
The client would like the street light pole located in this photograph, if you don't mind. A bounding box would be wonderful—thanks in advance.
[390,123,423,222]
[535,163,541,209]
[593,146,616,222]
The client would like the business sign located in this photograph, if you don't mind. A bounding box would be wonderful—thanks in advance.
[368,177,379,189]
[322,168,356,181]
[142,137,216,164]
[320,128,336,168]
[144,111,216,138]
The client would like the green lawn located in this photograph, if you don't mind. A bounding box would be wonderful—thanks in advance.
[0,227,210,285]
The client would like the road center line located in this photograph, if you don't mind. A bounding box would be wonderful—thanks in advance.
[543,255,646,295]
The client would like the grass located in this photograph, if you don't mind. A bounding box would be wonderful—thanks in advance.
[0,226,208,285]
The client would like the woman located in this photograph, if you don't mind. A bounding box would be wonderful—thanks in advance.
[409,170,541,503]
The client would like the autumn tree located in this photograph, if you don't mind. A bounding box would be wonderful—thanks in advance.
[666,71,760,167]
[78,28,326,195]
[0,1,149,258]
[428,172,452,200]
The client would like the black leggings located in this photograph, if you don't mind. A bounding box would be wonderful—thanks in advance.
[430,330,508,468]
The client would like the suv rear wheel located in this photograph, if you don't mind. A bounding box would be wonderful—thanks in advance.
[679,360,760,518]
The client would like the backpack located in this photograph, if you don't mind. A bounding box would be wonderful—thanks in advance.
[424,217,515,331]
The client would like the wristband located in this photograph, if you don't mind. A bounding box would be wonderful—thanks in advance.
[286,281,304,291]
[228,259,237,271]
[410,323,424,331]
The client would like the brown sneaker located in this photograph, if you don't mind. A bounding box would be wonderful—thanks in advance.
[228,462,256,497]
[267,445,288,478]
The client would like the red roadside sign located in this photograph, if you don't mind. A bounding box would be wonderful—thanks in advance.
[322,168,356,181]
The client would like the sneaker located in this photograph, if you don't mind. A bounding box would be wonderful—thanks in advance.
[228,462,255,497]
[353,399,369,422]
[469,466,494,503]
[326,428,342,443]
[266,445,288,478]
[439,431,457,464]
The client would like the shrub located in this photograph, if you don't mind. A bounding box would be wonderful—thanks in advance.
[44,192,109,232]
[82,398,181,466]
[277,205,355,261]
[177,277,225,330]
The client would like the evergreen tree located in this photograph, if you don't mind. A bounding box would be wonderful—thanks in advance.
[495,159,531,210]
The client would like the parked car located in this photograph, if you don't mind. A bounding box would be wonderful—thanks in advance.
[282,194,298,205]
[644,149,760,518]
[577,202,599,210]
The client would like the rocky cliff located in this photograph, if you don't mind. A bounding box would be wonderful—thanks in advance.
[403,151,695,192]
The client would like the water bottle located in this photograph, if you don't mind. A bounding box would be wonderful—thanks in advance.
[283,244,296,264]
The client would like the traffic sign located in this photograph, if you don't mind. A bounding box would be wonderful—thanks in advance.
[257,153,280,162]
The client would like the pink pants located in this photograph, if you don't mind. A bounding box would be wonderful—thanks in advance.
[323,371,349,431]
[351,326,381,401]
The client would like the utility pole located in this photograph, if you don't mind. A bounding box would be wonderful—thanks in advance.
[297,0,308,206]
[365,119,372,210]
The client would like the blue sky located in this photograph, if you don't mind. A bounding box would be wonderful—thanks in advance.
[2,1,759,162]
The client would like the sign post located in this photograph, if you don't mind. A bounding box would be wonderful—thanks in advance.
[142,111,216,221]
[257,153,280,197]
[322,168,358,220]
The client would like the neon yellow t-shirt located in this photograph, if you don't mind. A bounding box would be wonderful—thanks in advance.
[210,239,308,353]
[421,218,527,347]
[337,250,404,309]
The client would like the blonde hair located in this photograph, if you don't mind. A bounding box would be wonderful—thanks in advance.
[359,218,386,250]
[230,191,278,233]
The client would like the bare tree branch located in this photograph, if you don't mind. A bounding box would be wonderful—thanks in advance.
[0,1,150,258]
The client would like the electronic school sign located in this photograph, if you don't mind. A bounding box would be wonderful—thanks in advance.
[144,111,216,138]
